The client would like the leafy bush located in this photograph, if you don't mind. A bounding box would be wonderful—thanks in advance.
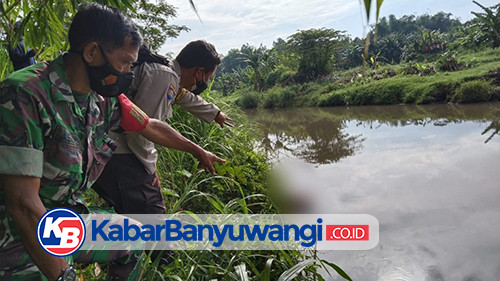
[317,91,347,106]
[401,61,436,76]
[416,81,458,103]
[451,80,495,103]
[437,52,467,71]
[236,91,260,108]
[262,90,281,108]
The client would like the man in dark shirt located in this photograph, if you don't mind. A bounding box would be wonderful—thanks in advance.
[8,21,37,71]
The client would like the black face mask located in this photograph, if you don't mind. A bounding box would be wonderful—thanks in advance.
[191,74,208,95]
[83,45,134,97]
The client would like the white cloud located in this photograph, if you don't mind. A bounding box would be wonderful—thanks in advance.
[159,0,500,56]
[160,0,359,56]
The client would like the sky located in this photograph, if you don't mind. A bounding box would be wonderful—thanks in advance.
[159,0,499,57]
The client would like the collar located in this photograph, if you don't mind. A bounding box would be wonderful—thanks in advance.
[48,53,104,104]
[48,54,74,103]
[172,59,182,78]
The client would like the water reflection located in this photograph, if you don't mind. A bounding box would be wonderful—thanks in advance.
[482,119,500,143]
[253,108,365,164]
[246,103,500,164]
[246,103,500,281]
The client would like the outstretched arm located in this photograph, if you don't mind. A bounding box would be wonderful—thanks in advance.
[176,90,233,128]
[118,94,226,174]
[138,118,225,174]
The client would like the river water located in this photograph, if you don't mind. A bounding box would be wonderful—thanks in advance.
[245,103,500,281]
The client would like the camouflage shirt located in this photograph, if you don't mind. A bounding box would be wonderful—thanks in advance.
[0,54,121,247]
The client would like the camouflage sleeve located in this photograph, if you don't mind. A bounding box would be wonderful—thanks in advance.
[109,96,123,133]
[0,84,45,177]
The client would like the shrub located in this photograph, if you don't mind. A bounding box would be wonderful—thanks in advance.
[317,91,347,106]
[417,81,458,103]
[277,70,296,85]
[262,90,280,108]
[451,80,495,103]
[236,91,260,108]
[437,53,467,72]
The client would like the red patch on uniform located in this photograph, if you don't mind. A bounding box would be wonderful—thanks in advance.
[118,94,149,132]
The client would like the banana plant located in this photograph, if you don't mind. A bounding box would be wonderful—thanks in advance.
[472,1,500,48]
[361,0,385,67]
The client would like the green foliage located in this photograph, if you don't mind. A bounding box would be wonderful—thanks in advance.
[451,79,495,103]
[448,19,486,51]
[401,61,436,76]
[129,0,189,51]
[317,92,346,106]
[236,90,260,109]
[84,96,352,280]
[218,48,249,75]
[215,70,246,96]
[0,0,78,79]
[413,81,458,104]
[313,48,500,107]
[436,52,467,71]
[285,28,347,81]
[156,99,271,213]
[0,0,187,79]
[472,1,500,48]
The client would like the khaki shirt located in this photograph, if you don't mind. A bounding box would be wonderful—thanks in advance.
[111,60,220,173]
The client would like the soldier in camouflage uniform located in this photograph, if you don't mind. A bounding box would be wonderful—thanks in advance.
[0,3,224,281]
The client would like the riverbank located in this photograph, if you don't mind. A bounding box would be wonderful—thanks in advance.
[82,100,352,280]
[228,48,500,109]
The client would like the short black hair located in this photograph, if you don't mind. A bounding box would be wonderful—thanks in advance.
[176,40,221,73]
[13,21,22,32]
[68,3,142,53]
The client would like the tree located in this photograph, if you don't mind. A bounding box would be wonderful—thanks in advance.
[472,1,500,48]
[129,0,189,51]
[286,28,346,81]
[0,0,189,80]
[416,12,461,32]
[218,47,248,74]
[0,0,80,78]
[239,44,276,91]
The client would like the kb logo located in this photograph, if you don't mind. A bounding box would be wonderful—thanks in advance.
[37,208,86,256]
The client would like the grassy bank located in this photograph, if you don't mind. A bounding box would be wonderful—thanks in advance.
[229,48,500,109]
[83,97,351,280]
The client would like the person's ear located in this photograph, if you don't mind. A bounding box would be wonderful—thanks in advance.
[196,67,205,79]
[82,42,100,64]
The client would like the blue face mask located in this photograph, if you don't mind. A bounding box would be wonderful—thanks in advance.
[83,45,134,97]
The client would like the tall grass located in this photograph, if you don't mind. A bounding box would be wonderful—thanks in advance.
[83,96,352,280]
[151,97,350,280]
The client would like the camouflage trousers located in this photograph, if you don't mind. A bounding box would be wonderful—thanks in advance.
[0,240,143,281]
[0,207,143,281]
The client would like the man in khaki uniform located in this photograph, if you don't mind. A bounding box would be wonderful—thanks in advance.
[92,40,231,215]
